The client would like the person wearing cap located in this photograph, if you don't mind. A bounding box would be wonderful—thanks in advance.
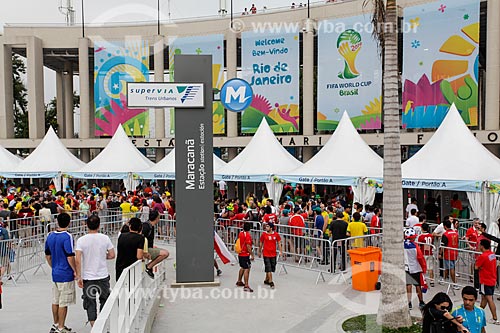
[404,227,427,310]
[258,222,282,289]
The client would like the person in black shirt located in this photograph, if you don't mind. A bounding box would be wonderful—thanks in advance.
[142,211,169,279]
[422,292,468,333]
[115,218,145,280]
[329,211,348,272]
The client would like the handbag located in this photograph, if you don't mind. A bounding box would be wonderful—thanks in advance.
[429,318,457,333]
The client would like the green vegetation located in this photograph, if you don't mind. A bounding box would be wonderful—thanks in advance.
[342,315,422,333]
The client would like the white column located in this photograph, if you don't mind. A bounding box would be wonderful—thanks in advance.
[79,38,91,162]
[26,36,45,139]
[0,40,14,139]
[485,0,500,130]
[226,31,238,161]
[56,71,65,138]
[154,35,166,161]
[64,62,74,139]
[302,19,315,162]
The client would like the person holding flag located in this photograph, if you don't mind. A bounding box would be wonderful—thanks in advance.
[404,227,427,310]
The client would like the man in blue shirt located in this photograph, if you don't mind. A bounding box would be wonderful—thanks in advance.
[45,213,76,333]
[452,286,487,333]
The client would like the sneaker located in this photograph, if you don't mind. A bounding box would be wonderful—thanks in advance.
[453,285,461,290]
[55,327,72,333]
[264,280,270,285]
[269,282,275,289]
[438,278,444,285]
[145,267,155,279]
[419,301,426,310]
[408,302,412,310]
[50,325,58,333]
[236,281,245,287]
[430,282,435,287]
[488,319,500,325]
[216,269,222,276]
[243,286,254,293]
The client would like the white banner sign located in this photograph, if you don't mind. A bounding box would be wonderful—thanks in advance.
[127,83,205,108]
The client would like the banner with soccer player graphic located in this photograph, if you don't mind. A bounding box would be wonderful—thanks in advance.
[402,0,480,128]
[240,31,300,134]
[168,34,226,135]
[317,15,382,130]
[94,40,150,137]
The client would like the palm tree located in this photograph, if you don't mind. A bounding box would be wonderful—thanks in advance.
[364,0,412,328]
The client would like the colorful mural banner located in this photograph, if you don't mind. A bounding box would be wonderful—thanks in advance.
[402,0,480,129]
[317,15,382,130]
[168,34,226,135]
[94,40,149,137]
[240,31,300,134]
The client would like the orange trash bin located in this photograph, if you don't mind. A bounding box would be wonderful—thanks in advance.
[347,247,382,292]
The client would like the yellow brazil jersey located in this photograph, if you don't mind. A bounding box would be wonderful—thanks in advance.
[347,222,368,248]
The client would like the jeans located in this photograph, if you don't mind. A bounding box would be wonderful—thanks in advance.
[82,276,111,322]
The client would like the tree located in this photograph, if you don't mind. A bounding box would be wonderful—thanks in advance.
[12,55,28,138]
[44,94,80,134]
[365,0,412,328]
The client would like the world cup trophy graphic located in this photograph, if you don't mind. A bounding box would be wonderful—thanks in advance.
[337,29,362,79]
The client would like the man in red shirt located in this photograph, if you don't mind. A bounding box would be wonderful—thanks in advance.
[417,223,434,287]
[289,207,305,262]
[236,222,254,292]
[259,222,282,289]
[262,206,277,224]
[440,220,459,289]
[475,239,499,324]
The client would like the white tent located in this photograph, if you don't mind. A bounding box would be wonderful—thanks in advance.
[3,127,85,190]
[0,145,22,172]
[215,118,302,204]
[135,148,227,179]
[67,125,154,191]
[402,104,500,190]
[278,111,383,206]
[402,104,500,232]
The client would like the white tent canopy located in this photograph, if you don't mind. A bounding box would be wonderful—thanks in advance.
[214,118,302,183]
[3,127,85,180]
[67,125,154,180]
[278,111,382,206]
[0,145,22,172]
[135,148,227,179]
[402,104,500,191]
[278,111,383,185]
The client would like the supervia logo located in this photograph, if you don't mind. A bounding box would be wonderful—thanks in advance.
[178,86,201,104]
[220,78,253,112]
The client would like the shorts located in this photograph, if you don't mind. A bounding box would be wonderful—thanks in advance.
[52,281,76,307]
[238,256,251,269]
[148,247,165,261]
[264,256,277,273]
[443,259,456,270]
[405,272,421,286]
[480,284,495,296]
[424,255,435,271]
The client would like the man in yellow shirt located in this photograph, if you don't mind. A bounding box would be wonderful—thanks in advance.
[347,212,368,248]
[342,205,352,223]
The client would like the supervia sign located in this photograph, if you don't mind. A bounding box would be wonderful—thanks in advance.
[220,78,253,112]
[127,82,205,108]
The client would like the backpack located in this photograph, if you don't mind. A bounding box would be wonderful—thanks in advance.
[235,232,246,254]
[247,210,259,222]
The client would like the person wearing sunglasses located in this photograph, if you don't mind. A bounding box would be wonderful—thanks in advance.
[422,292,469,333]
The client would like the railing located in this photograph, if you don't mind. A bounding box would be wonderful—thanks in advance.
[91,260,167,333]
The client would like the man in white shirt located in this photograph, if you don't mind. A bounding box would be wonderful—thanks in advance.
[75,215,115,327]
[405,198,418,218]
[405,209,419,228]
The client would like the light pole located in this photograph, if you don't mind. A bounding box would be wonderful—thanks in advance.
[157,0,160,35]
[307,0,310,19]
[230,0,233,30]
[81,0,85,37]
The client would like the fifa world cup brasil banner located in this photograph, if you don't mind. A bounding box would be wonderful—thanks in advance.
[94,40,149,136]
[317,15,382,130]
[168,35,225,135]
[240,31,300,134]
[402,0,480,128]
